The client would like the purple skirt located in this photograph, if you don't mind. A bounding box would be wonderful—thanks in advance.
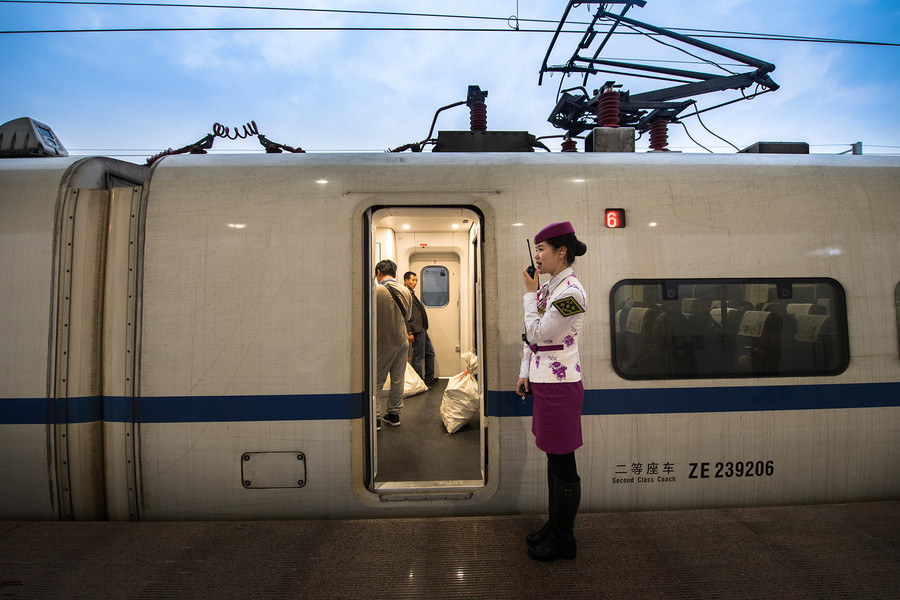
[531,381,584,454]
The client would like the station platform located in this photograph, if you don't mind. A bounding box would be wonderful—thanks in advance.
[1,501,897,598]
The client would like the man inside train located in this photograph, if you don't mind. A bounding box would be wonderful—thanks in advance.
[403,271,437,387]
[374,260,411,428]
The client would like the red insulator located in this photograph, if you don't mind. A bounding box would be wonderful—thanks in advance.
[597,90,620,128]
[649,119,669,151]
[469,101,487,132]
[561,138,578,152]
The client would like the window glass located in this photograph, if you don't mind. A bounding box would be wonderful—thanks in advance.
[610,278,849,379]
[421,266,450,307]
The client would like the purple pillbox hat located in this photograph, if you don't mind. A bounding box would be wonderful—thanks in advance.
[534,221,575,244]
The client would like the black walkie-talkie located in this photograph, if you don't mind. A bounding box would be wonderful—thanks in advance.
[526,239,537,278]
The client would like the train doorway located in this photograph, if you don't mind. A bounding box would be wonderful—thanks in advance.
[366,206,485,497]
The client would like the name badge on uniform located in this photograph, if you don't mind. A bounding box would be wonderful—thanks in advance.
[552,296,585,317]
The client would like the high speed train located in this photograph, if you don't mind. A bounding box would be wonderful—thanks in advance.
[1,146,898,521]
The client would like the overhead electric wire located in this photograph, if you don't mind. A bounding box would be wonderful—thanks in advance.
[621,21,737,76]
[671,25,899,47]
[676,121,713,153]
[676,89,775,120]
[0,26,588,34]
[693,106,741,152]
[0,0,897,46]
[3,24,896,47]
[0,0,560,25]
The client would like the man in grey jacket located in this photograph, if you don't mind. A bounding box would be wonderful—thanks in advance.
[374,260,411,428]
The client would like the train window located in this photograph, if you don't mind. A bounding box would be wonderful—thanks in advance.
[610,278,849,379]
[420,265,450,308]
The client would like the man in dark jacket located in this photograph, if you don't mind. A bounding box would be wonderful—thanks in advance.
[404,271,436,386]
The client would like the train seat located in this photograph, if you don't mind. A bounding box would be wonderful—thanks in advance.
[709,307,729,325]
[761,302,786,314]
[682,312,719,374]
[614,308,626,334]
[782,314,834,372]
[736,310,783,373]
[624,307,654,335]
[787,302,827,315]
[614,307,630,366]
[710,307,742,332]
[681,297,703,314]
[621,307,660,374]
[646,309,697,376]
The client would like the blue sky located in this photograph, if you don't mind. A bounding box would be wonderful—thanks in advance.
[2,0,898,161]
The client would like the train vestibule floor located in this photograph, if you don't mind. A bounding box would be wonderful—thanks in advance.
[376,378,483,483]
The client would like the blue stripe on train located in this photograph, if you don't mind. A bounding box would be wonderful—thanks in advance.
[489,382,900,417]
[0,396,104,425]
[1,382,898,424]
[129,394,364,423]
[0,394,364,424]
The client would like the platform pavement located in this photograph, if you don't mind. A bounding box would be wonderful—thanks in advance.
[1,501,898,598]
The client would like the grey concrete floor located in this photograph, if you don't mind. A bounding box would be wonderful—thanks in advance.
[1,501,897,599]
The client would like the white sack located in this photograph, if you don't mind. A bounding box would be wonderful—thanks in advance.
[440,352,479,434]
[403,362,428,397]
[384,361,428,398]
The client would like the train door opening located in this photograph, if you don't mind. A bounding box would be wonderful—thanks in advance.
[367,207,485,497]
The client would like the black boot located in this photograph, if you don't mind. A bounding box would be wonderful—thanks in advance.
[526,462,555,549]
[528,476,580,562]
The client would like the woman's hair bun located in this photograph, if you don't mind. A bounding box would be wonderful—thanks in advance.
[574,240,587,257]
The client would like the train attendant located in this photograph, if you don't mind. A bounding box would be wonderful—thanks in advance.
[516,221,588,561]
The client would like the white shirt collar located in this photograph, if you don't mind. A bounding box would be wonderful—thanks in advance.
[547,266,574,288]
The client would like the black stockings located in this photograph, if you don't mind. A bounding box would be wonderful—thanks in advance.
[546,451,579,484]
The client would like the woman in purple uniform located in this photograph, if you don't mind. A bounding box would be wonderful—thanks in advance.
[516,221,588,562]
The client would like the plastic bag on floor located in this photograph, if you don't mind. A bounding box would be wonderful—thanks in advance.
[384,362,428,398]
[403,362,428,397]
[440,351,479,434]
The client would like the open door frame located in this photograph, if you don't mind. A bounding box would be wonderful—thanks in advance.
[364,205,485,499]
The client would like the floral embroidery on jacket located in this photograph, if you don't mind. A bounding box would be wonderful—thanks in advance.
[536,285,550,312]
[551,361,567,380]
[520,268,586,383]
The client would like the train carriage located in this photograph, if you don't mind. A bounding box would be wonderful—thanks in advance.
[1,151,898,520]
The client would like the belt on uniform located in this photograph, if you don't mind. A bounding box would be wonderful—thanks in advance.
[529,344,564,352]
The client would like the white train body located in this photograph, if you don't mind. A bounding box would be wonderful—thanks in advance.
[1,152,898,520]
